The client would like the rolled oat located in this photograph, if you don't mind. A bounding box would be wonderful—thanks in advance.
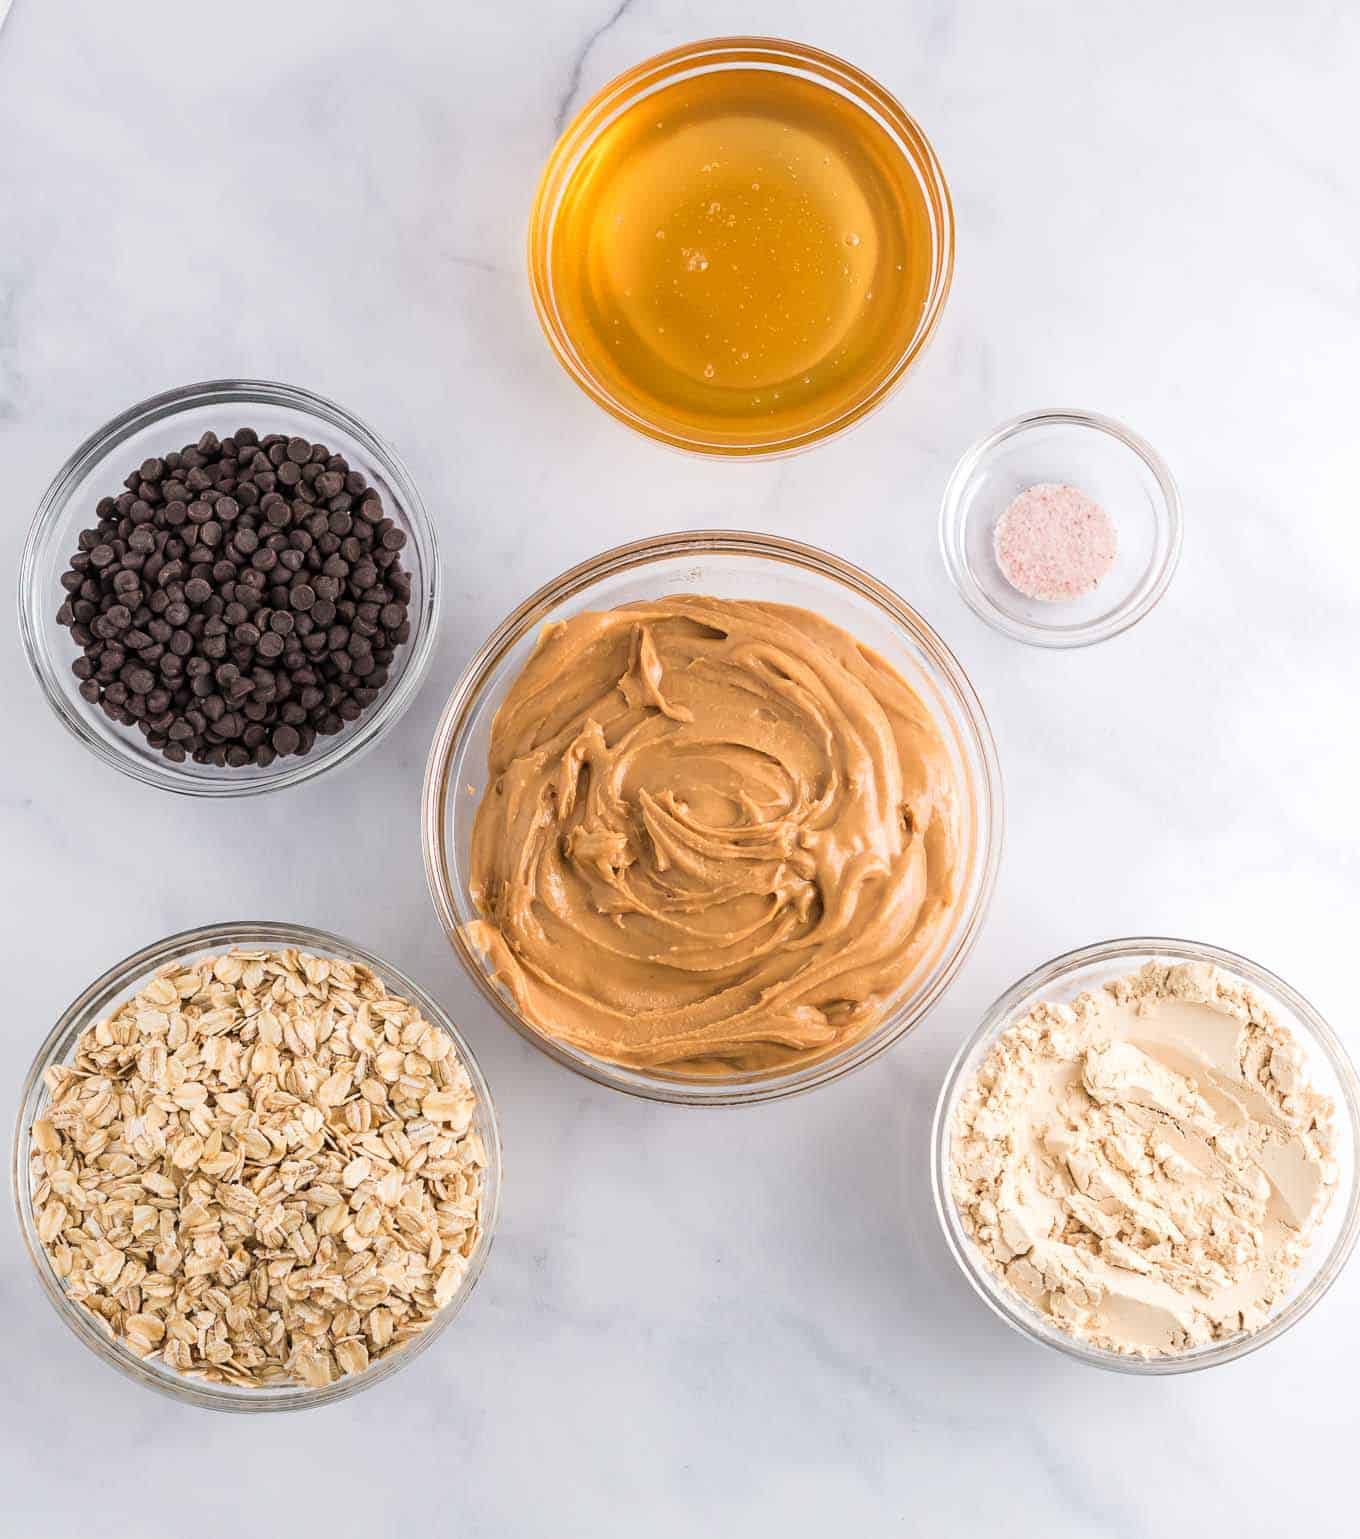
[29,947,487,1389]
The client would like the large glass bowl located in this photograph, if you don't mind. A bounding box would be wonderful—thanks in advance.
[18,380,439,797]
[528,36,954,458]
[422,530,1003,1105]
[931,937,1360,1374]
[13,921,501,1413]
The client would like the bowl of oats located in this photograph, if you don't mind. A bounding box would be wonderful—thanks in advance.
[13,921,501,1411]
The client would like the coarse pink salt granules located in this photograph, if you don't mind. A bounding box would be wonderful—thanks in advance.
[993,482,1117,602]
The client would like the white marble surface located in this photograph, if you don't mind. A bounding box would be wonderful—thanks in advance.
[2,1,1358,1534]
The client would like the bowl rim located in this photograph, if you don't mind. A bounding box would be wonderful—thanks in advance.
[527,34,956,459]
[12,919,502,1413]
[938,407,1184,649]
[930,935,1360,1375]
[422,527,1004,1106]
[18,377,441,798]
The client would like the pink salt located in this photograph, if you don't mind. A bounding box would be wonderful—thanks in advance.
[993,482,1117,602]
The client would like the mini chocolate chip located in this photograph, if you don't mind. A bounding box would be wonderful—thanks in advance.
[61,425,407,769]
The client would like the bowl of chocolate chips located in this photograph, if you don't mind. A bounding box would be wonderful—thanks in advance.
[19,380,439,796]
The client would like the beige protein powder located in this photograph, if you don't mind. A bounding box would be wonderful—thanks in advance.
[950,960,1338,1356]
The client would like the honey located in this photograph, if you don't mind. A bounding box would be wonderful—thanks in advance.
[539,60,945,452]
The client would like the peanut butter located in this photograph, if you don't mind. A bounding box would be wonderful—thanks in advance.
[466,596,961,1077]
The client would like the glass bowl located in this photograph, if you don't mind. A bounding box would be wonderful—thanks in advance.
[527,36,954,458]
[12,920,501,1413]
[938,409,1182,648]
[931,937,1360,1375]
[19,380,440,797]
[422,529,1003,1106]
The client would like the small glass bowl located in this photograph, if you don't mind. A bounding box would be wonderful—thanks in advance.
[931,937,1360,1375]
[528,36,954,458]
[423,529,1003,1106]
[19,380,440,797]
[938,409,1182,648]
[13,921,501,1412]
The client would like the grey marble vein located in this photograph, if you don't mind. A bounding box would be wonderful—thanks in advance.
[553,0,637,134]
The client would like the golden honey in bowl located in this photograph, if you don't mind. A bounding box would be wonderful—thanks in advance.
[531,40,953,455]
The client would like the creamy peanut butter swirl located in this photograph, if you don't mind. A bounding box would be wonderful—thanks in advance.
[466,595,960,1077]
